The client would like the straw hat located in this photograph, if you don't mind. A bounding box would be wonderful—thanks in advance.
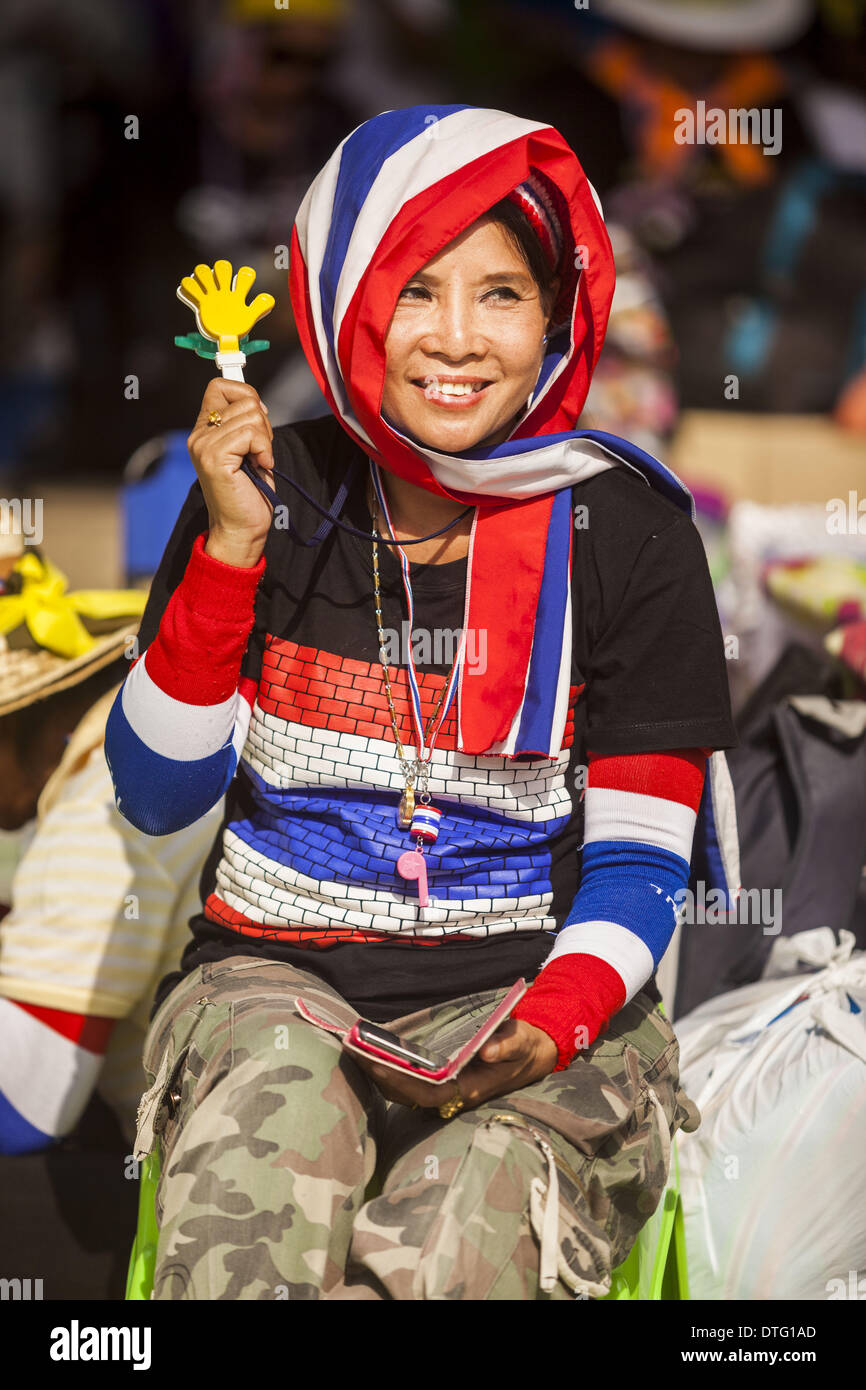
[592,0,814,51]
[0,530,147,720]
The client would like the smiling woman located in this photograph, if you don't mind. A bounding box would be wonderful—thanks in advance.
[374,193,567,561]
[105,104,739,1300]
[376,214,558,563]
[383,217,554,453]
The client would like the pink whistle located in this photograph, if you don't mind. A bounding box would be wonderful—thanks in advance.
[397,850,428,906]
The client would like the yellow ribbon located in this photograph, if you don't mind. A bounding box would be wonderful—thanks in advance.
[0,552,148,660]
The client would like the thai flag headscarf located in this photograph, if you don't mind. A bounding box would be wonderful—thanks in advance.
[288,105,695,760]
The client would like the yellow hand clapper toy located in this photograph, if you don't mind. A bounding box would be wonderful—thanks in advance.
[176,259,278,509]
[176,260,274,383]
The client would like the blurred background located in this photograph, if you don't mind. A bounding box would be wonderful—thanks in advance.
[2,0,866,1303]
[1,0,865,712]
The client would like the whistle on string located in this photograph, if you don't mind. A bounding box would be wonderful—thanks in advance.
[396,850,429,907]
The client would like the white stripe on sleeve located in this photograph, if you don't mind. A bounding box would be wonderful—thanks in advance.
[121,652,244,762]
[541,920,654,1002]
[584,786,697,862]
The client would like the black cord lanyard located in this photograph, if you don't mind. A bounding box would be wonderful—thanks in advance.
[239,455,475,548]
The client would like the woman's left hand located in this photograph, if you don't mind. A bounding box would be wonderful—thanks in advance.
[350,1018,559,1112]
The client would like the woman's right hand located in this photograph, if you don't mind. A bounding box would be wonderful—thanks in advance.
[187,378,275,568]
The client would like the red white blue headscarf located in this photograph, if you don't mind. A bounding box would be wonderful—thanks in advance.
[288,105,740,901]
[289,106,687,756]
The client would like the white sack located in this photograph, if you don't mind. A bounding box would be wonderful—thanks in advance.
[675,931,866,1300]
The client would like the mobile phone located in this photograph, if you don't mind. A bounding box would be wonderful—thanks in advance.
[296,977,529,1083]
[354,1021,445,1072]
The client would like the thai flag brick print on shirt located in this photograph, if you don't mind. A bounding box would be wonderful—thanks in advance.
[207,636,583,942]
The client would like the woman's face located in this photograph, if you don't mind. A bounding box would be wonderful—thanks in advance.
[381,217,553,453]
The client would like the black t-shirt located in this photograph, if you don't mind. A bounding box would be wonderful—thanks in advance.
[139,413,737,1021]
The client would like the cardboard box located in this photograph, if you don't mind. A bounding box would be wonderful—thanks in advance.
[670,410,866,507]
[33,486,123,590]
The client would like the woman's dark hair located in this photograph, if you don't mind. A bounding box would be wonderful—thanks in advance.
[481,198,558,317]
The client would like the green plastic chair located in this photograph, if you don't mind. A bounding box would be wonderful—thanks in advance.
[126,1136,687,1300]
[126,1149,160,1300]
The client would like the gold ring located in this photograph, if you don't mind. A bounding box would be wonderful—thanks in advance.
[207,409,223,427]
[438,1079,464,1121]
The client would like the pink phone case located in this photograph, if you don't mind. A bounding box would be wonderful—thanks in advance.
[295,977,529,1083]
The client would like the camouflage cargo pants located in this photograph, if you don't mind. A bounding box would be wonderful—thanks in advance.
[133,955,700,1300]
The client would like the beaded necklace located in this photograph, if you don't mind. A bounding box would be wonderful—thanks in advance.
[367,463,469,906]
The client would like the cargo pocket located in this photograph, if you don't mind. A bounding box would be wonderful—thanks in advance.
[484,1111,612,1299]
[134,1039,189,1162]
[641,1017,701,1140]
[608,999,701,1141]
[564,1034,677,1251]
[134,998,211,1161]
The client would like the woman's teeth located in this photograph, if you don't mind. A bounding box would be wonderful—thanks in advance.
[422,379,485,396]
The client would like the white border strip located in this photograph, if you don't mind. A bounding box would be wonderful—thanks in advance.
[122,654,246,763]
[542,920,655,1002]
